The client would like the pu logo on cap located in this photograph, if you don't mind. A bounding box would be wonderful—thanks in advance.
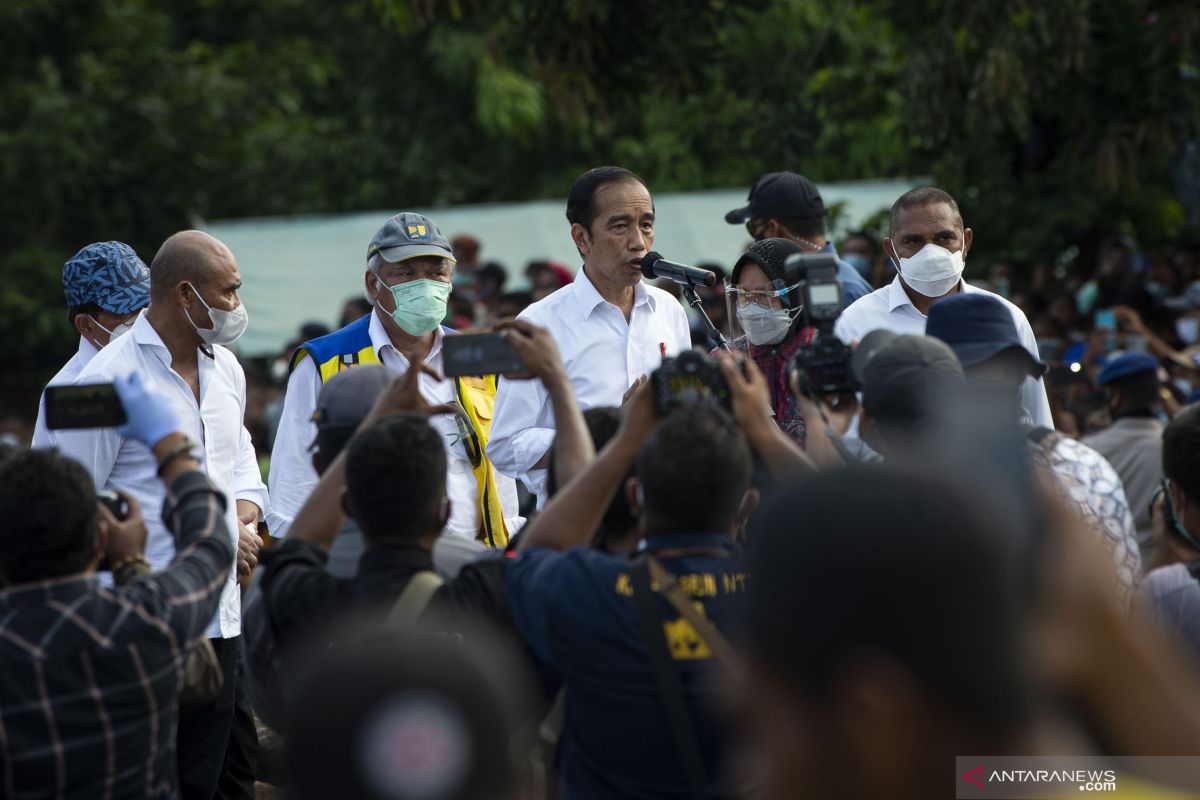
[407,224,429,240]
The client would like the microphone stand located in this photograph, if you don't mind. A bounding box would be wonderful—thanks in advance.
[681,285,731,352]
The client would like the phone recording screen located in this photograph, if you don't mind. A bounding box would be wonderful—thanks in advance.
[44,383,128,430]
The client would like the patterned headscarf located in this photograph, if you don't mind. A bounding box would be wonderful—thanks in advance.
[62,241,151,314]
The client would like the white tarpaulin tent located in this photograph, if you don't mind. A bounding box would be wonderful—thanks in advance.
[204,177,921,355]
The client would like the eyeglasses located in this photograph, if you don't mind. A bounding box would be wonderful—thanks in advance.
[449,402,482,469]
[725,280,799,309]
[745,219,768,241]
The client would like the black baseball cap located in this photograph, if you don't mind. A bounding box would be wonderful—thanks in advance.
[925,294,1047,377]
[725,172,827,224]
[859,334,965,426]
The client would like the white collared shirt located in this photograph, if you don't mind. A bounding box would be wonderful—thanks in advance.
[265,310,523,541]
[487,267,692,496]
[54,313,269,639]
[833,276,1054,428]
[31,336,100,449]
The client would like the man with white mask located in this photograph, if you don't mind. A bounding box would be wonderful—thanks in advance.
[57,229,268,799]
[834,186,1052,427]
[32,241,151,448]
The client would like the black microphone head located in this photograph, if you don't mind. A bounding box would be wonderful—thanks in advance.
[699,269,717,288]
[641,251,663,280]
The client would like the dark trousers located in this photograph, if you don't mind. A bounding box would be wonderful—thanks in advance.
[177,636,259,800]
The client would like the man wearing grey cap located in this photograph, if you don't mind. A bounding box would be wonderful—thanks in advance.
[267,212,522,547]
[32,241,151,448]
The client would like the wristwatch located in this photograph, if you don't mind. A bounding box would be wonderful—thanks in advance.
[156,436,199,477]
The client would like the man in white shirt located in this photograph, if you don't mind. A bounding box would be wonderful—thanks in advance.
[833,186,1053,428]
[32,241,150,448]
[487,166,692,497]
[267,212,522,547]
[55,230,268,800]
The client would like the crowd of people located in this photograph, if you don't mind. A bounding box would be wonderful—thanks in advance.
[3,165,1200,799]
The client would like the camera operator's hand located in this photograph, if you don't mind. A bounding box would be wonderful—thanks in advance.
[614,377,659,455]
[114,372,185,449]
[495,320,567,384]
[363,338,456,425]
[98,490,147,566]
[622,375,648,405]
[716,353,772,434]
[794,390,859,438]
[1112,305,1148,336]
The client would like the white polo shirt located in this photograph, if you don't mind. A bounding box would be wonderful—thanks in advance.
[834,276,1054,428]
[31,336,100,449]
[54,313,269,639]
[487,267,692,496]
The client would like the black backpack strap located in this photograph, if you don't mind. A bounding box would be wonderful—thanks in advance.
[629,555,709,800]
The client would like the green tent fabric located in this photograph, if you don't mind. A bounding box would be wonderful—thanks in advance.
[204,178,921,355]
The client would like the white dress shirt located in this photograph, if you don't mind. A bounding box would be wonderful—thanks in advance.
[31,336,100,448]
[54,313,269,639]
[487,267,692,496]
[834,276,1054,428]
[266,311,522,541]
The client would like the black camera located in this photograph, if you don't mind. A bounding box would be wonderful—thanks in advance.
[97,490,129,521]
[650,351,732,415]
[784,253,858,396]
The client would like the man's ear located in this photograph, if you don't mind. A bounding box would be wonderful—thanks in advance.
[962,227,974,260]
[625,476,643,518]
[73,314,102,347]
[737,488,760,526]
[364,269,380,303]
[882,238,899,266]
[570,223,592,257]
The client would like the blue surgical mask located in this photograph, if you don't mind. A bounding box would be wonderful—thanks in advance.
[843,253,872,277]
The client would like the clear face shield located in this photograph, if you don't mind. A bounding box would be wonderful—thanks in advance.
[724,279,803,341]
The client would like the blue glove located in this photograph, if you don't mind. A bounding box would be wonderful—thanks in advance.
[114,372,184,448]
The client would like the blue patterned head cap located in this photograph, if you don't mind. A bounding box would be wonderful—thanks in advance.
[62,241,151,314]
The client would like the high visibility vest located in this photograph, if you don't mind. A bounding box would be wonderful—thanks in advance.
[292,315,508,547]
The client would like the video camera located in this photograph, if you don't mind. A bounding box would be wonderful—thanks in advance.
[784,253,858,396]
[650,350,733,416]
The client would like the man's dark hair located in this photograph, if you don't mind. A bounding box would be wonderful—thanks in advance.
[889,186,963,233]
[565,166,649,232]
[547,407,637,545]
[747,466,1032,738]
[775,216,826,241]
[0,449,98,584]
[66,302,104,324]
[1106,370,1161,413]
[637,405,751,534]
[1164,404,1200,503]
[344,414,447,543]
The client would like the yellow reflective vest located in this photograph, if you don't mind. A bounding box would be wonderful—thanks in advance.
[292,315,508,547]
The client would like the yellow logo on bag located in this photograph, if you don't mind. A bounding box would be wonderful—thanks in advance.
[662,606,714,661]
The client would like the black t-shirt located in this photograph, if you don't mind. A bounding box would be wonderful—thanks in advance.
[260,538,513,653]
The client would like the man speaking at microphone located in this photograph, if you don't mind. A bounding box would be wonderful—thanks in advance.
[488,166,691,498]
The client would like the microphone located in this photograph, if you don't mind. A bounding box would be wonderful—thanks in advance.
[640,251,717,288]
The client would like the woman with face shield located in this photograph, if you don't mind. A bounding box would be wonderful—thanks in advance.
[720,238,814,445]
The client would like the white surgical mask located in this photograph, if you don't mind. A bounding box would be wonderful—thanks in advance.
[736,303,797,346]
[90,314,136,344]
[184,282,248,346]
[894,243,965,298]
[1176,317,1199,346]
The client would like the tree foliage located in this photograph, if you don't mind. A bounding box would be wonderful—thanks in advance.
[1,0,1198,410]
